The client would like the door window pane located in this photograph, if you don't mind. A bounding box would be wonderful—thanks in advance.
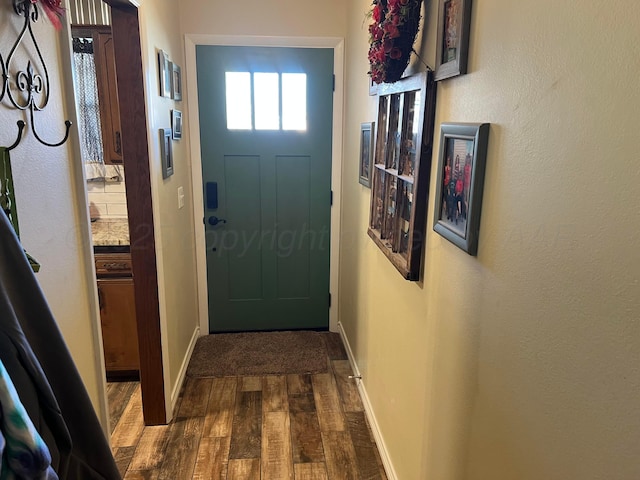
[225,72,252,130]
[225,71,308,131]
[254,72,280,130]
[282,73,307,131]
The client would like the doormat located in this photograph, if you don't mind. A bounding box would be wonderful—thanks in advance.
[186,331,329,377]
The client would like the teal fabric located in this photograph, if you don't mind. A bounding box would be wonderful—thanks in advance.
[0,359,57,479]
[0,148,40,273]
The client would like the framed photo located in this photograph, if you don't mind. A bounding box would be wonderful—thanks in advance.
[158,50,172,97]
[369,76,378,96]
[170,62,182,101]
[171,110,182,140]
[160,128,174,179]
[434,0,473,81]
[433,123,489,255]
[359,122,375,187]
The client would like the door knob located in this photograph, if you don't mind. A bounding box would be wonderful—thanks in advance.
[208,216,227,226]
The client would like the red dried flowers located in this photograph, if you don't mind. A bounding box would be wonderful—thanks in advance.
[28,0,65,30]
[368,0,421,84]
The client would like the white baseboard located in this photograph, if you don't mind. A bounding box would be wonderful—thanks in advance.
[337,322,398,480]
[170,326,200,418]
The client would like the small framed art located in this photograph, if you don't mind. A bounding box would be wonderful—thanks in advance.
[160,128,174,179]
[433,122,489,255]
[359,122,375,187]
[369,77,378,96]
[434,0,473,81]
[158,49,171,97]
[172,110,182,140]
[171,62,182,101]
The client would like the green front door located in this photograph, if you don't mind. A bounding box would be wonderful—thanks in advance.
[196,46,333,333]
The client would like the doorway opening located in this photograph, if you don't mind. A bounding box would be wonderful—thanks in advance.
[196,45,334,333]
[67,0,167,426]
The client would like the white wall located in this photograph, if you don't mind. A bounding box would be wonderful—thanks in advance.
[87,170,128,219]
[342,0,640,479]
[0,4,106,423]
[180,0,347,38]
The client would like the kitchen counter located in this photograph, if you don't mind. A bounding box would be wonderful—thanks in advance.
[91,218,130,247]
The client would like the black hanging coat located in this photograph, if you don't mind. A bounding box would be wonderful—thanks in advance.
[0,210,121,479]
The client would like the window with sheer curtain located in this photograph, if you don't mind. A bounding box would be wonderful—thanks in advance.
[72,37,104,166]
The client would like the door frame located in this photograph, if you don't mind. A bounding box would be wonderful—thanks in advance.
[64,0,168,427]
[185,35,344,335]
[108,3,166,425]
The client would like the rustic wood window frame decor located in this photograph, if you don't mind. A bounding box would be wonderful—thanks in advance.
[368,71,437,280]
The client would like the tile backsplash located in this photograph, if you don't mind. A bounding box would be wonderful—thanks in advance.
[88,172,127,219]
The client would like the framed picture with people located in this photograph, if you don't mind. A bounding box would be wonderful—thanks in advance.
[433,122,489,255]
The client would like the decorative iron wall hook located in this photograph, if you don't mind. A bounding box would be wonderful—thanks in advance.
[7,121,26,151]
[1,0,72,150]
[0,53,7,103]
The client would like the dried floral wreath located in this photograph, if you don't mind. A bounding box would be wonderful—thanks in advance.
[367,0,422,84]
[17,0,65,30]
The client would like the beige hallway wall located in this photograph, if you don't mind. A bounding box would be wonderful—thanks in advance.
[138,0,200,414]
[180,0,347,38]
[342,1,640,479]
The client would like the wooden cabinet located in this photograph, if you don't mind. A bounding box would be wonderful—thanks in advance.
[95,252,139,379]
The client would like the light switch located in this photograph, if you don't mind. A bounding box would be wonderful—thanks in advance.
[178,186,184,209]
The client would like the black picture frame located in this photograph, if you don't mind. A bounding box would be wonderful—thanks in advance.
[158,49,171,97]
[160,128,174,179]
[170,62,182,101]
[433,122,489,255]
[359,122,375,187]
[434,0,473,81]
[171,110,182,140]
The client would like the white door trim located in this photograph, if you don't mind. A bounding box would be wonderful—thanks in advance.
[184,34,344,335]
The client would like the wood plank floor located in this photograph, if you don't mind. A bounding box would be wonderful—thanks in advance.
[107,381,139,434]
[110,334,388,479]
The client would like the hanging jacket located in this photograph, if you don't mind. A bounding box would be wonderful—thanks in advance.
[0,210,120,480]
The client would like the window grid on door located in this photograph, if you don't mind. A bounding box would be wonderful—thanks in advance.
[225,71,307,131]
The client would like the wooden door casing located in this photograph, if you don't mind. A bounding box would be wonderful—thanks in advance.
[108,3,166,424]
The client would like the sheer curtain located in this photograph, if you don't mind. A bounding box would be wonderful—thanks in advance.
[73,37,106,180]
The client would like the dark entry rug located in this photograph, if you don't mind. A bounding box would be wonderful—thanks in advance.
[186,330,329,377]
